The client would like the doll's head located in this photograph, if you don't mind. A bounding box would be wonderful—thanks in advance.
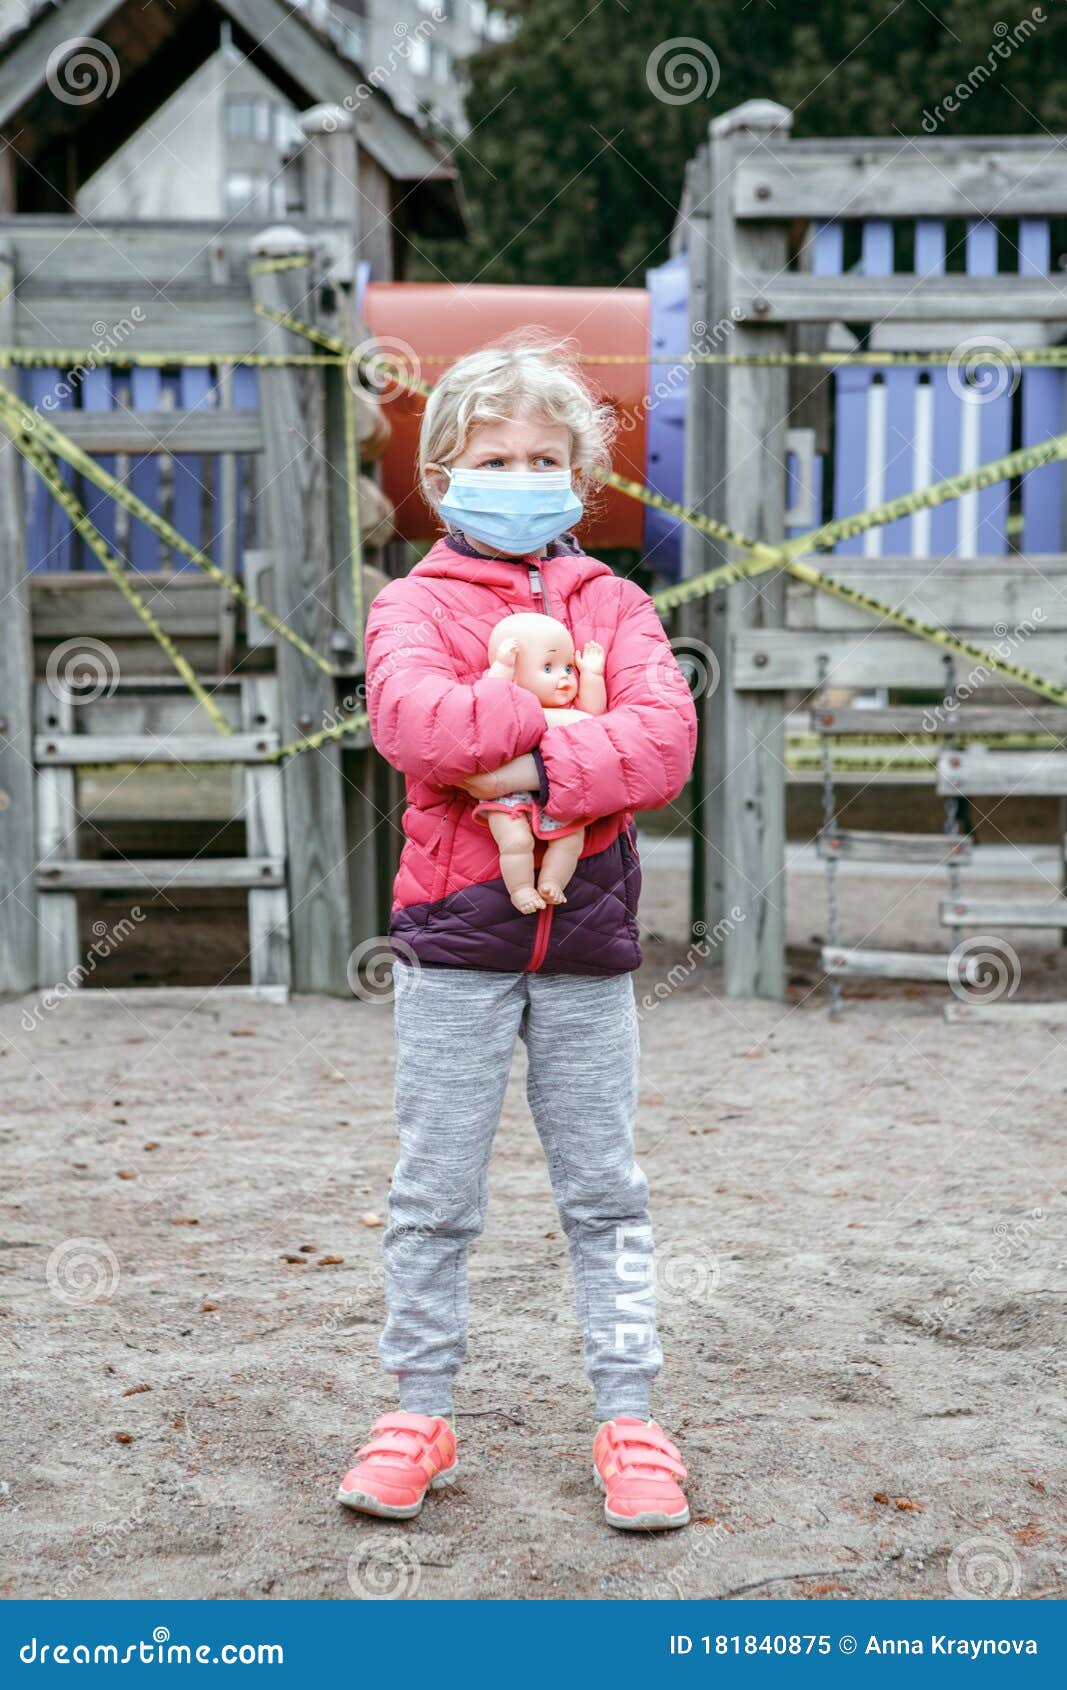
[488,613,579,707]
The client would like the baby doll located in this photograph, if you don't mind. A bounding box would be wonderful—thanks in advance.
[474,612,606,913]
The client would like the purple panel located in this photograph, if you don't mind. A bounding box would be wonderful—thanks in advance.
[233,364,259,568]
[171,364,212,568]
[79,366,115,565]
[128,366,161,570]
[25,369,74,571]
[929,370,961,554]
[832,367,870,557]
[966,221,1010,553]
[1019,218,1063,553]
[643,251,688,579]
[914,219,946,276]
[861,220,893,277]
[882,368,919,552]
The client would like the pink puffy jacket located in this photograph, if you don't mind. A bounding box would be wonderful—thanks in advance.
[366,535,697,975]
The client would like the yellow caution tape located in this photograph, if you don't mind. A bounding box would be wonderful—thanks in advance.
[0,384,334,677]
[9,428,232,735]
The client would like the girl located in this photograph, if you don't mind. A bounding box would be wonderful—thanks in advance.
[337,337,697,1532]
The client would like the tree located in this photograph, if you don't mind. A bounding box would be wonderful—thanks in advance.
[415,0,1067,287]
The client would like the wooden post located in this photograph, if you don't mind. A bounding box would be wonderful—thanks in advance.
[688,102,793,1000]
[0,240,38,995]
[249,227,353,994]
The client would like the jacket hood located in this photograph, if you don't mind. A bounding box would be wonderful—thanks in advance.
[410,536,615,595]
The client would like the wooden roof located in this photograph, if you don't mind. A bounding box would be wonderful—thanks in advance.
[0,0,462,231]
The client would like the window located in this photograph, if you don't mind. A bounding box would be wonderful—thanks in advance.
[468,0,487,32]
[225,96,272,143]
[274,106,303,153]
[224,171,277,219]
[409,37,431,76]
[431,46,452,84]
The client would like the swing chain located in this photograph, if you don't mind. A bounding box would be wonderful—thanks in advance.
[817,653,843,1016]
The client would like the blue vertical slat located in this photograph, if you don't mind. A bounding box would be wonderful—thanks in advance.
[172,365,212,567]
[232,364,259,571]
[816,222,868,558]
[26,369,75,570]
[79,366,116,567]
[1019,218,1063,553]
[642,251,689,580]
[965,222,1010,554]
[914,219,946,277]
[864,221,915,555]
[883,369,918,552]
[128,366,162,570]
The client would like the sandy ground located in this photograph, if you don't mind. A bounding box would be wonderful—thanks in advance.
[1,854,1065,1603]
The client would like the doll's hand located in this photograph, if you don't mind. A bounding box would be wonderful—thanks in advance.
[457,753,539,801]
[488,637,520,679]
[577,640,605,675]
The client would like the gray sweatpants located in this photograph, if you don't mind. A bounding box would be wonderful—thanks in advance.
[379,961,662,1421]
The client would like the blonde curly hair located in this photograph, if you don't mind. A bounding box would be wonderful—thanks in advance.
[418,330,616,512]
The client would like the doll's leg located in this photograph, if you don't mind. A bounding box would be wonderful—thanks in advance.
[537,826,585,905]
[487,809,544,913]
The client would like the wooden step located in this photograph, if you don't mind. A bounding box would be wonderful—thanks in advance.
[940,897,1067,928]
[944,1001,1067,1024]
[818,828,973,865]
[821,945,981,984]
[36,733,278,765]
[938,747,1067,796]
[37,858,283,891]
[53,409,265,455]
[811,704,1067,737]
[91,985,289,1007]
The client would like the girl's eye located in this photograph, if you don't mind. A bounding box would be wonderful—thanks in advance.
[480,458,505,469]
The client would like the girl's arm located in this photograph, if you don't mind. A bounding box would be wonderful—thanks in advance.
[366,585,545,785]
[533,584,697,824]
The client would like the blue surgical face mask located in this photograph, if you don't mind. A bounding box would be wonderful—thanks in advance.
[438,467,583,556]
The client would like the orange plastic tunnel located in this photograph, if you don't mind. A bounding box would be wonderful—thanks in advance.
[362,283,652,554]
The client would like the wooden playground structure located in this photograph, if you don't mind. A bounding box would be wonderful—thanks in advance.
[3,89,1067,1007]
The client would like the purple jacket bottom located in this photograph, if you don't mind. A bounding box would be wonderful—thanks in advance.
[389,826,643,976]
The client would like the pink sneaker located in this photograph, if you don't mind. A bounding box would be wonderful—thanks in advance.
[593,1417,690,1530]
[338,1412,457,1519]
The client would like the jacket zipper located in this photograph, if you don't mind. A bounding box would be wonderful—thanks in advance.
[525,556,553,971]
[525,903,553,973]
